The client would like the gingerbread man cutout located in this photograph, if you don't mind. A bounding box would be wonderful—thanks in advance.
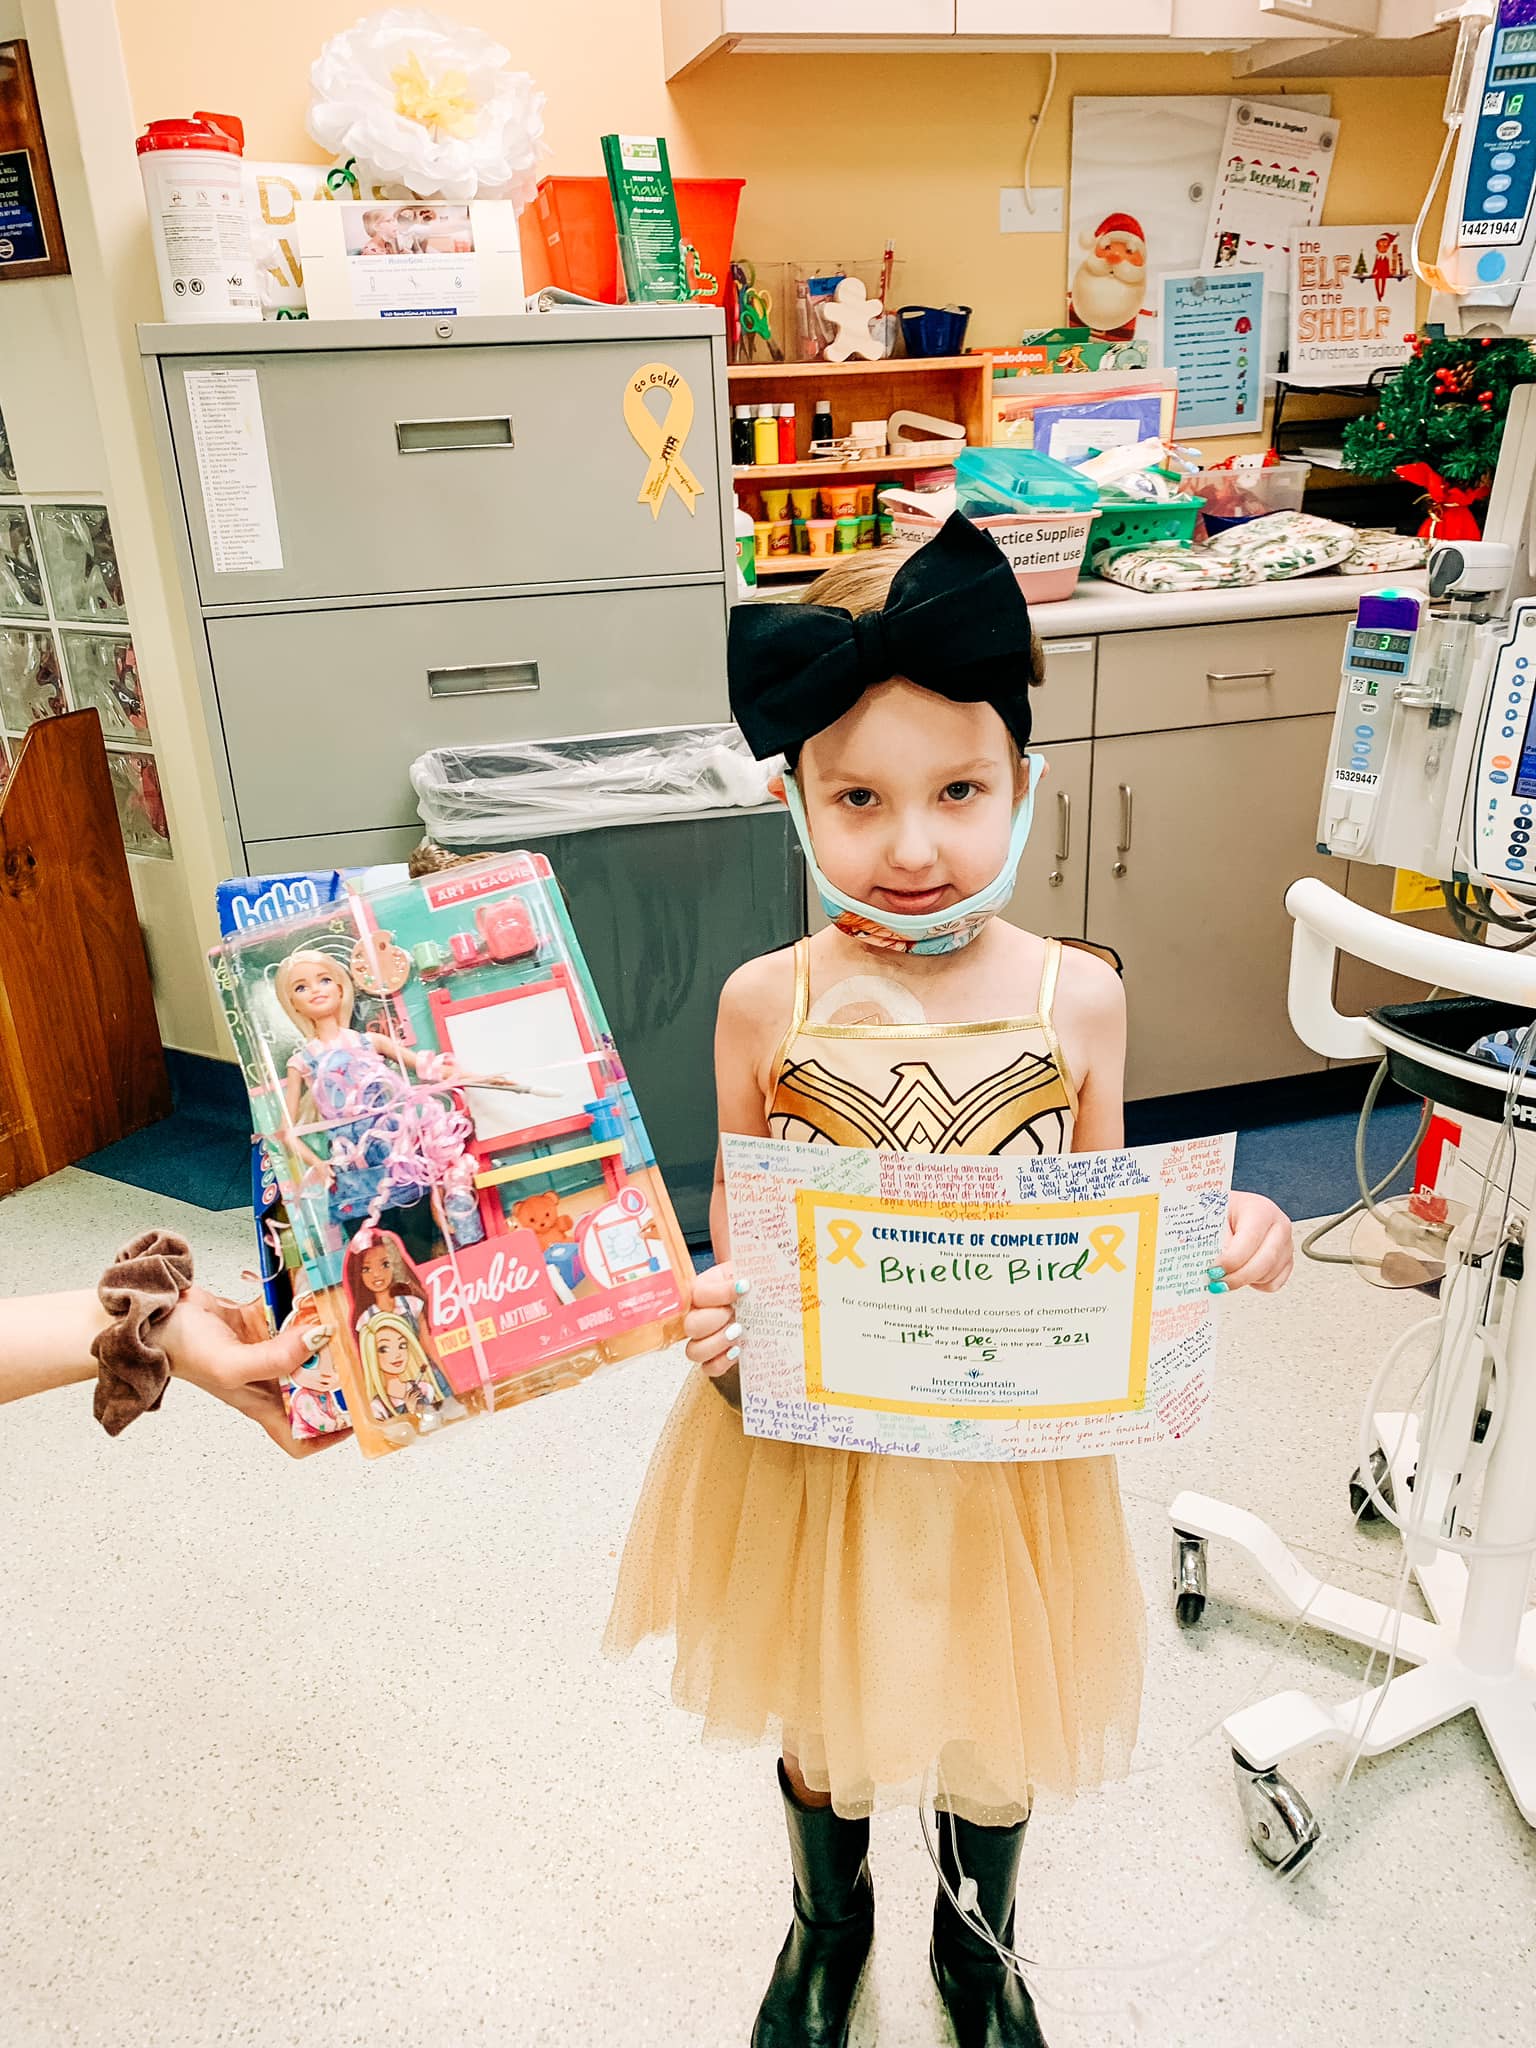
[822,276,886,363]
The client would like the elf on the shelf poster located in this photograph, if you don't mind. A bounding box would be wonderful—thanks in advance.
[1287,226,1414,387]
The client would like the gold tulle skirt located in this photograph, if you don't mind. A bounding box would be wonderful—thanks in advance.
[605,1369,1147,1824]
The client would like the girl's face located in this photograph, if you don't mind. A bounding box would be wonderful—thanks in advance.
[796,681,1023,916]
[375,1326,411,1376]
[289,963,344,1022]
[360,1247,393,1294]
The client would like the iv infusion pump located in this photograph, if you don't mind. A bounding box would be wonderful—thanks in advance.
[1318,545,1536,903]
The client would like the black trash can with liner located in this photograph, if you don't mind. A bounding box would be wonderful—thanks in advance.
[413,726,805,1242]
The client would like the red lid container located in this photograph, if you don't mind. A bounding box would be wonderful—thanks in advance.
[137,113,245,156]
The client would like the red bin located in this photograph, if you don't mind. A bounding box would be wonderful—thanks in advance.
[519,175,744,306]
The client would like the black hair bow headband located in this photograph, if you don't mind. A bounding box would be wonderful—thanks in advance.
[727,513,1037,763]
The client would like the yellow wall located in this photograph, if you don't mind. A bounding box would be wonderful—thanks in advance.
[112,5,1447,349]
[71,2,1446,1052]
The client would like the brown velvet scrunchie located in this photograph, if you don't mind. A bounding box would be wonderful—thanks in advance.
[91,1231,194,1436]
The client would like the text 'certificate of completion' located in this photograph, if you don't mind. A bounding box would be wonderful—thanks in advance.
[723,1132,1235,1462]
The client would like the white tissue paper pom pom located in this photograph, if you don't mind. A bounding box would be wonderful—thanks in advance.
[308,8,547,205]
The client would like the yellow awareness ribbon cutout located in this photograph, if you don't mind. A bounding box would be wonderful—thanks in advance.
[624,363,703,519]
[1086,1224,1127,1275]
[827,1221,866,1268]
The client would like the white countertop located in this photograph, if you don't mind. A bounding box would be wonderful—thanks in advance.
[752,567,1424,634]
[1033,568,1425,638]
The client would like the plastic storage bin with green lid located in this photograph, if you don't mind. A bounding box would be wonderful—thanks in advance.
[893,449,1099,603]
[954,446,1100,515]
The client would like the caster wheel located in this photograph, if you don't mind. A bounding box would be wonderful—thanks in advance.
[1349,1446,1394,1523]
[1172,1531,1208,1627]
[1233,1752,1322,1870]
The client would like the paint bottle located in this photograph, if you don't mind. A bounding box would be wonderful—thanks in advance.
[753,404,780,466]
[811,397,834,449]
[734,495,757,595]
[777,401,797,462]
[731,404,755,466]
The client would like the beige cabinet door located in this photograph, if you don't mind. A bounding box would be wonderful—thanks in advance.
[1001,739,1091,942]
[1086,717,1335,1099]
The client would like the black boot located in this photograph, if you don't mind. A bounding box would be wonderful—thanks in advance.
[752,1762,874,2048]
[930,1810,1048,2048]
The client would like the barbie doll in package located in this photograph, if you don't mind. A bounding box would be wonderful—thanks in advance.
[210,853,690,1457]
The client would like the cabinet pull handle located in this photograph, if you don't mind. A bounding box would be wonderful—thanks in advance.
[1048,790,1070,889]
[427,660,540,698]
[396,415,515,454]
[1113,784,1132,877]
[1206,667,1275,685]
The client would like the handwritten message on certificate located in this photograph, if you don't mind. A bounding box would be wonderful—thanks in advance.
[722,1132,1235,1462]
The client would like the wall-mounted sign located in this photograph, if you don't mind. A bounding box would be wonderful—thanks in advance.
[0,40,68,281]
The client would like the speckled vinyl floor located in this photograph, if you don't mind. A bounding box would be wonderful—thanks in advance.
[3,1167,1535,2048]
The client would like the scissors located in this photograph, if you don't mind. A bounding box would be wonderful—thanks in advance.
[731,261,780,362]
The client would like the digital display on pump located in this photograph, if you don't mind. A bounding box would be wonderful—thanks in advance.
[1504,27,1536,54]
[1515,717,1536,799]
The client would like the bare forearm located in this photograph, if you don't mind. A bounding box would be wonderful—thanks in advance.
[0,1290,109,1405]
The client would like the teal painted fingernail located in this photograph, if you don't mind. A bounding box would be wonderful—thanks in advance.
[726,1344,741,1362]
[1208,1279,1229,1294]
[735,1276,751,1296]
[1206,1266,1226,1281]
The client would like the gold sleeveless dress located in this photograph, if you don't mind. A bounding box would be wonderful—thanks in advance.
[605,938,1146,1823]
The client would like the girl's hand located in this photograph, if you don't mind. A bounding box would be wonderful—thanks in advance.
[161,1289,347,1458]
[1218,1191,1293,1294]
[685,1261,748,1378]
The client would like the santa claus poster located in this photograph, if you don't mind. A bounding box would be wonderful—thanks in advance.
[1286,226,1414,387]
[1069,95,1331,370]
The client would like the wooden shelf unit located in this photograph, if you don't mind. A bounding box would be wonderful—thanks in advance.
[731,452,959,483]
[755,555,825,578]
[728,353,988,521]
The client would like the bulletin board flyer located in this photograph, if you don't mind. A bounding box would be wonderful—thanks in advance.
[722,1131,1236,1463]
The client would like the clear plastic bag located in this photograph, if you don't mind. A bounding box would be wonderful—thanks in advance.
[412,725,774,846]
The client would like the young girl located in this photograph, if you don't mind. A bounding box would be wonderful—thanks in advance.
[605,517,1292,2048]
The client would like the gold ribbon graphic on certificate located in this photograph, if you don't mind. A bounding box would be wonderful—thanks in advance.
[827,1221,866,1268]
[1086,1224,1127,1274]
[624,362,702,518]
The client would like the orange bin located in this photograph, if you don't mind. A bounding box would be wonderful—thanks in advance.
[520,175,744,306]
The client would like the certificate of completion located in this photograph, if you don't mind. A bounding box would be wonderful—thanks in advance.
[723,1132,1235,1462]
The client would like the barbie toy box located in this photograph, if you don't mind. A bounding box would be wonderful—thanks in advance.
[209,852,690,1457]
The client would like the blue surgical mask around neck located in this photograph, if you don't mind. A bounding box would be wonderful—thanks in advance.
[781,757,1042,956]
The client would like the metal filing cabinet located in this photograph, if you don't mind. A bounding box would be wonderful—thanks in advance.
[139,310,737,872]
[140,311,801,1237]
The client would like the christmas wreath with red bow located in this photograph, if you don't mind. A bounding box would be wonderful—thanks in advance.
[1340,332,1536,538]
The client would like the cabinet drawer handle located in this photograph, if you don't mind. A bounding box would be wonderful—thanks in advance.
[1113,783,1132,877]
[396,415,515,454]
[1048,791,1070,888]
[427,660,540,698]
[1206,668,1275,685]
